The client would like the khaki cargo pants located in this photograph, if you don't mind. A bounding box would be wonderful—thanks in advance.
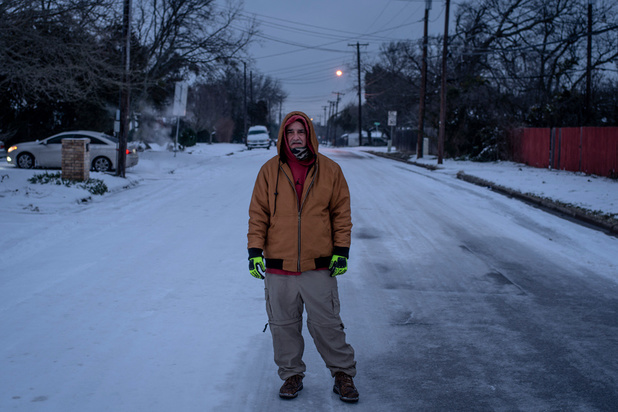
[264,270,357,380]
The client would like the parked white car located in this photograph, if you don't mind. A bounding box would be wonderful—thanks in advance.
[7,131,139,172]
[246,125,271,150]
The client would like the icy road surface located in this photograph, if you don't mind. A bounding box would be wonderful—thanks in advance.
[1,147,617,411]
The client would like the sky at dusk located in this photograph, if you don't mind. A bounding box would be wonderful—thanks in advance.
[241,0,450,124]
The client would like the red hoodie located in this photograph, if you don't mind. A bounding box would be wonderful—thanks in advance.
[282,115,316,207]
[268,114,321,275]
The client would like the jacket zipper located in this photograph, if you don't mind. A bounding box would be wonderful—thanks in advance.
[281,162,318,272]
[297,164,317,271]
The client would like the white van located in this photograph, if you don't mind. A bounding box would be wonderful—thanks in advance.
[246,125,271,149]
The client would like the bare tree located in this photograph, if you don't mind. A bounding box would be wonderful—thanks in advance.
[365,42,420,129]
[187,82,232,140]
[131,0,257,108]
[423,0,618,157]
[185,68,286,143]
[452,0,618,122]
[248,72,287,125]
[0,0,124,141]
[0,0,118,106]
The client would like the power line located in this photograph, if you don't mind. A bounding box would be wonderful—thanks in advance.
[267,57,350,76]
[236,9,423,43]
[230,9,426,62]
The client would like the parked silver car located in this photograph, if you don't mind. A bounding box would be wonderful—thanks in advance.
[7,131,138,172]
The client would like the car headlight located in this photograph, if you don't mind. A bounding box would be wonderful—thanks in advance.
[8,145,17,153]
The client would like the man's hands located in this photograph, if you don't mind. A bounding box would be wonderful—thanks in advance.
[249,256,265,279]
[248,249,348,278]
[248,248,265,279]
[329,255,348,277]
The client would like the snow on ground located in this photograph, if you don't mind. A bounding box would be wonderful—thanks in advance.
[0,142,616,411]
[0,143,264,411]
[0,144,240,214]
[363,146,618,219]
[1,144,616,217]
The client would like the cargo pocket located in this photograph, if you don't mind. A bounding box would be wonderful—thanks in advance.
[330,288,341,316]
[264,287,274,321]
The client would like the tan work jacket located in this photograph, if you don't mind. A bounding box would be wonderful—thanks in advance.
[248,111,352,273]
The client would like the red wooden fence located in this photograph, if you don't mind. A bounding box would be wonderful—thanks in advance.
[510,127,618,178]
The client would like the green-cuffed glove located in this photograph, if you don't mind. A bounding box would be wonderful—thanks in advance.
[249,256,265,279]
[329,255,348,277]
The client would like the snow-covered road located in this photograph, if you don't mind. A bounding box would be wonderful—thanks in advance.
[1,146,617,411]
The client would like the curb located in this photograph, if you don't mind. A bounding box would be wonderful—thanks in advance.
[369,151,441,171]
[456,172,618,236]
[369,151,618,237]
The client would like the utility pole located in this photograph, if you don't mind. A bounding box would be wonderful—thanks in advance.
[117,0,132,177]
[250,71,254,104]
[585,0,593,125]
[243,62,247,141]
[349,42,368,146]
[332,91,344,146]
[327,101,335,146]
[437,0,450,164]
[322,105,328,145]
[417,0,431,159]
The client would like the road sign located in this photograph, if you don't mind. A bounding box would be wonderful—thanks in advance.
[172,82,188,117]
[388,111,397,126]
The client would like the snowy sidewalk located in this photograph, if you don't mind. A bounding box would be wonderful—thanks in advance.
[363,148,618,235]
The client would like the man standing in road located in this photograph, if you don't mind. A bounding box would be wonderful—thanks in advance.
[247,111,359,402]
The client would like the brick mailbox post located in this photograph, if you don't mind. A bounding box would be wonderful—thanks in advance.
[62,138,90,181]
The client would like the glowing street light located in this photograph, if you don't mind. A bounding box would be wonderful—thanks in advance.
[335,69,343,77]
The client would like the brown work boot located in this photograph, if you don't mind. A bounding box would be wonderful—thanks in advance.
[279,375,303,399]
[333,371,359,402]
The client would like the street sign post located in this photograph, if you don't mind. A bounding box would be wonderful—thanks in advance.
[388,111,397,127]
[387,111,397,152]
[173,82,188,117]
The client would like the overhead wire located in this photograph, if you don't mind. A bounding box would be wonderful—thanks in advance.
[231,6,427,61]
[220,0,543,113]
[270,58,342,76]
[237,8,418,43]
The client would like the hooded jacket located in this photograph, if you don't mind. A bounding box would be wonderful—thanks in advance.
[247,111,352,273]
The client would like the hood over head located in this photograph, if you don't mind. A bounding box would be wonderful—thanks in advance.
[277,111,319,162]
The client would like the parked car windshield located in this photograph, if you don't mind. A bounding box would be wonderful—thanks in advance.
[102,134,118,143]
